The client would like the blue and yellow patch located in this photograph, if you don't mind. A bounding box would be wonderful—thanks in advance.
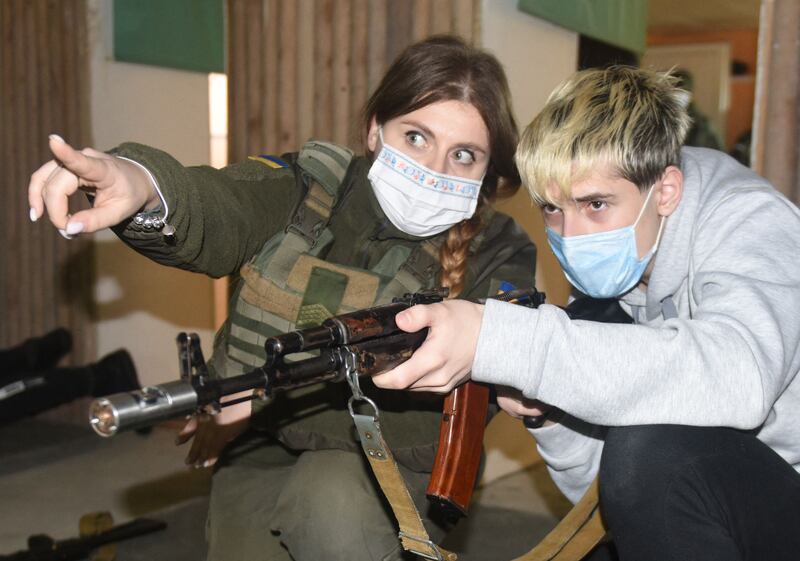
[248,154,289,169]
[497,281,537,305]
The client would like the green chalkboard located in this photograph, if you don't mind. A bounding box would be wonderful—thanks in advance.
[113,0,224,73]
[518,0,648,54]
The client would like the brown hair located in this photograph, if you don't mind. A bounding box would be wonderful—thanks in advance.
[361,35,520,297]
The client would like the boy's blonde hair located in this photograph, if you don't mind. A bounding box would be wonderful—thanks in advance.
[516,66,691,205]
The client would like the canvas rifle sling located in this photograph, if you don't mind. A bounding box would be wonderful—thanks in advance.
[351,406,457,561]
[348,237,451,560]
[513,476,606,561]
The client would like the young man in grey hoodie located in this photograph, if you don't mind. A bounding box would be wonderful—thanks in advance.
[374,66,800,560]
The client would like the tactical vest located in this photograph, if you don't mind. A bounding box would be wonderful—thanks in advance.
[211,142,445,449]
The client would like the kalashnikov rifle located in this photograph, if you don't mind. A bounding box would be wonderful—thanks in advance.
[88,287,545,519]
[87,290,632,561]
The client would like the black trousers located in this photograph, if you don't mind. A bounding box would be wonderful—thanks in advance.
[585,425,800,561]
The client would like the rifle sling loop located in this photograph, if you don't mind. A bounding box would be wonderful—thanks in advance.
[343,350,366,402]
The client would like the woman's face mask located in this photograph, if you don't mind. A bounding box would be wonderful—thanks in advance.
[546,185,665,298]
[366,100,490,237]
[368,128,484,237]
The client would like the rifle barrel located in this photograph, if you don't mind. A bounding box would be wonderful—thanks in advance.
[89,379,198,437]
[88,288,546,438]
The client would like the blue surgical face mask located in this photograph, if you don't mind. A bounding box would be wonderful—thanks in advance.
[546,186,665,298]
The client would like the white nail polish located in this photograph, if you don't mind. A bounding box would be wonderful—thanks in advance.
[49,133,65,143]
[65,222,84,235]
[29,208,37,222]
[58,229,73,240]
[203,460,212,468]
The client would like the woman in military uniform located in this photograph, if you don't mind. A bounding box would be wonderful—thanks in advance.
[28,36,536,561]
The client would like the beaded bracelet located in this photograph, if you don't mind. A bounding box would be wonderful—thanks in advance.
[116,156,175,237]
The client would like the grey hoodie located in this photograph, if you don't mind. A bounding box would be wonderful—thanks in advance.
[472,147,800,503]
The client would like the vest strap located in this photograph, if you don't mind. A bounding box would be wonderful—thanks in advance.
[284,182,335,249]
[296,141,354,197]
[377,238,442,304]
[263,142,353,289]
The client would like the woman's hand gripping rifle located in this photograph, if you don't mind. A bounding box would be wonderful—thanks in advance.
[88,287,545,516]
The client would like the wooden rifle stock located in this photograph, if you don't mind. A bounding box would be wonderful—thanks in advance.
[426,380,490,516]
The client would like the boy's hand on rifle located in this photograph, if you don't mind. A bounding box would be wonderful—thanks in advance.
[176,392,252,468]
[372,300,484,393]
[496,385,550,418]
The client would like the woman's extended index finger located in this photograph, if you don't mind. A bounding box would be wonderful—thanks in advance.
[48,134,109,183]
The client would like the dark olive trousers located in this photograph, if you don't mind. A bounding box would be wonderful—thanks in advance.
[206,433,448,561]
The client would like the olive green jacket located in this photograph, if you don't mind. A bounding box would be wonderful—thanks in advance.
[111,141,537,470]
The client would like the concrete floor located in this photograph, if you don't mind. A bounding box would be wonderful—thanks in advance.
[0,416,571,560]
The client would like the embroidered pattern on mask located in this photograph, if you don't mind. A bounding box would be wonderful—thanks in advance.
[376,148,479,197]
